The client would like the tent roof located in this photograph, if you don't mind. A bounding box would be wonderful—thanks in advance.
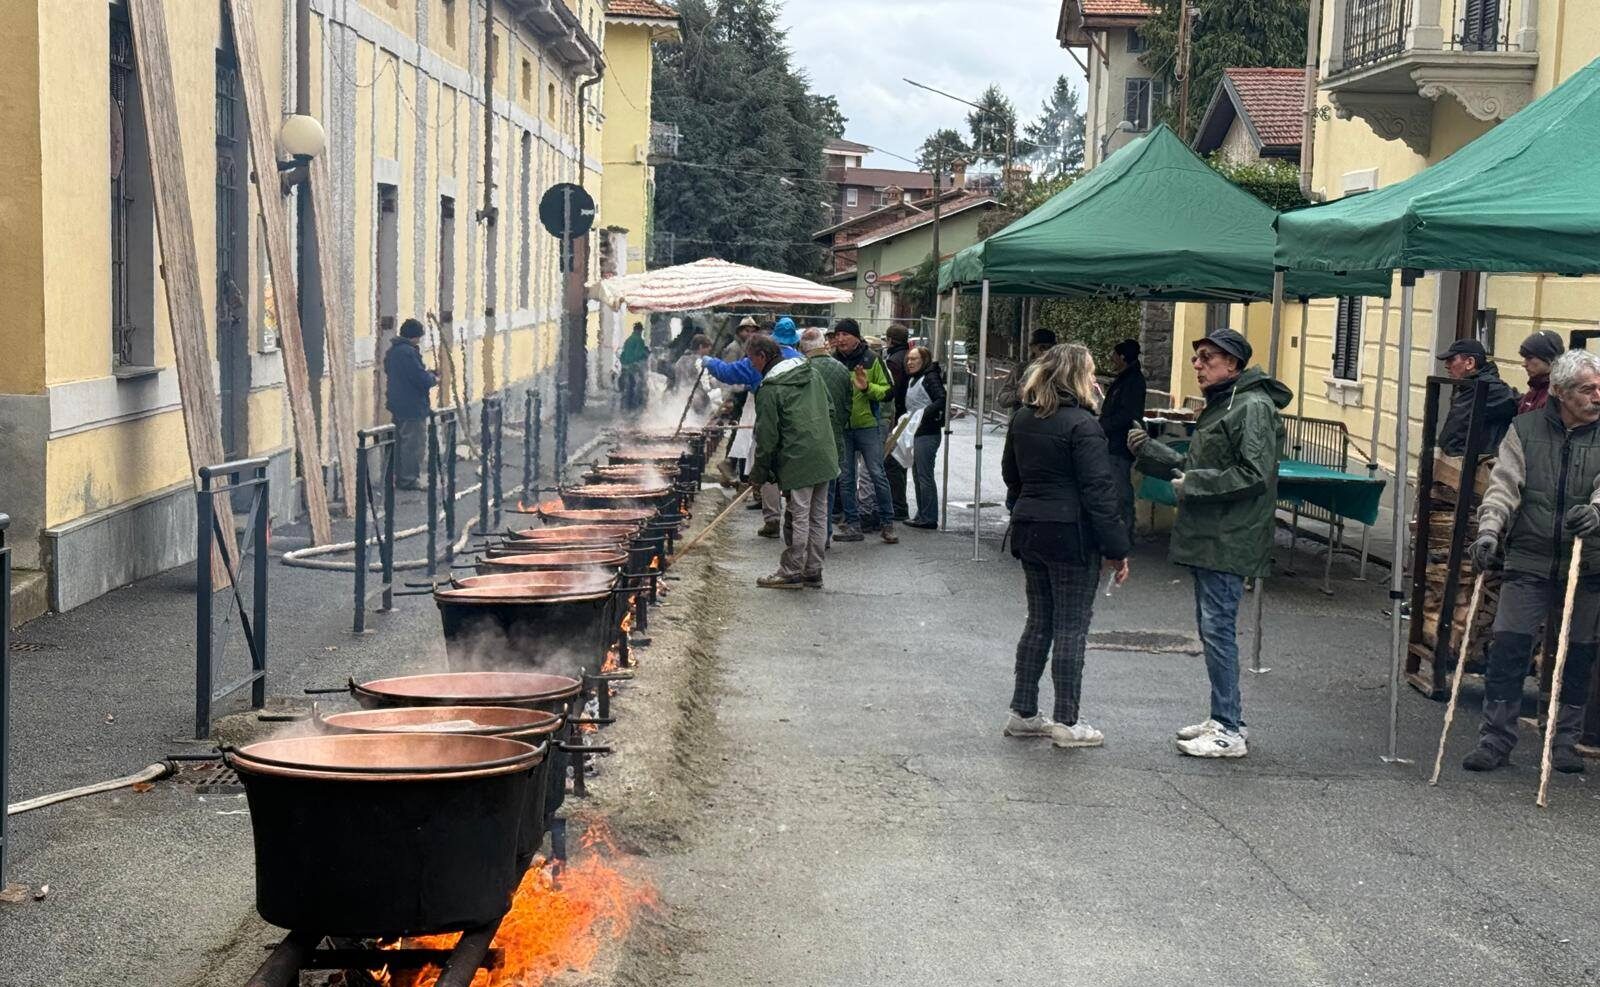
[1276,55,1600,276]
[939,124,1388,300]
[598,258,852,312]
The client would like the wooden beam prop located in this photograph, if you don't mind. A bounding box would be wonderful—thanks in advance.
[223,0,333,546]
[306,153,357,516]
[126,0,237,589]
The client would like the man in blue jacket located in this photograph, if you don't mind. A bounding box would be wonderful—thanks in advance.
[704,317,803,537]
[384,318,438,489]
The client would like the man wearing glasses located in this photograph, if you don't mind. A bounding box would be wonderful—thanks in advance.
[1127,328,1291,759]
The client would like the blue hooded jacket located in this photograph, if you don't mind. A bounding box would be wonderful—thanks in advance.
[704,344,802,390]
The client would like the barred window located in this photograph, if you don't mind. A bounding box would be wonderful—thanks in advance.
[1332,296,1364,381]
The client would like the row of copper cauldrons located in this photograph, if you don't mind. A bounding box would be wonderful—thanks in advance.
[227,429,707,967]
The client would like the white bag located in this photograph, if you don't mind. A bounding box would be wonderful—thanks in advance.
[889,408,925,468]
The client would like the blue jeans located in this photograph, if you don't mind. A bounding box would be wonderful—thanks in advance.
[1192,567,1246,732]
[841,426,894,528]
[911,433,940,524]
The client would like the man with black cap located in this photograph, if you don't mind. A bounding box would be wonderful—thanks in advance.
[384,318,439,490]
[1517,329,1564,416]
[1438,338,1517,456]
[1128,327,1290,759]
[1100,339,1147,542]
[999,328,1060,412]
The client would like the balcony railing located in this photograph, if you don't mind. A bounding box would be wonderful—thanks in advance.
[649,122,680,162]
[1339,0,1528,74]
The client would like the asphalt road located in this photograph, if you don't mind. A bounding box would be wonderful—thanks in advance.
[648,487,1600,987]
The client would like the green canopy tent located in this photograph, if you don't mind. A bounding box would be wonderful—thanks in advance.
[1274,55,1600,766]
[932,124,1388,562]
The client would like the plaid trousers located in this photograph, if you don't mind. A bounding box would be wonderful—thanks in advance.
[1011,557,1100,725]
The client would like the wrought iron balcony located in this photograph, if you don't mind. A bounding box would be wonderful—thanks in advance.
[1325,0,1537,154]
[648,122,680,164]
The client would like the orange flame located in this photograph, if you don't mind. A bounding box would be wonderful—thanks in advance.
[379,821,657,987]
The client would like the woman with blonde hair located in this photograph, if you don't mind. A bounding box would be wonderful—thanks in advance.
[1000,343,1131,748]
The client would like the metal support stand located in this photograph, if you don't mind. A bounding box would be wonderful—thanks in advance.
[522,388,536,507]
[1357,296,1392,582]
[532,389,544,501]
[195,459,270,740]
[554,381,569,481]
[1247,578,1269,674]
[1383,271,1420,765]
[492,395,504,528]
[972,280,991,561]
[0,514,19,899]
[353,425,397,633]
[425,408,459,577]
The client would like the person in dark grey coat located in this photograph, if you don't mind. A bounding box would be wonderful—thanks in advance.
[1001,343,1131,750]
[1438,338,1517,457]
[384,318,438,489]
[1099,338,1147,542]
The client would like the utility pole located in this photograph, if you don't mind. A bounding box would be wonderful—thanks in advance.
[479,0,499,398]
[1176,1,1195,140]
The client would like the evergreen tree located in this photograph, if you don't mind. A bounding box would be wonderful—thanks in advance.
[1139,0,1308,139]
[810,94,848,140]
[966,84,1017,168]
[917,128,971,173]
[650,0,835,275]
[1021,75,1086,178]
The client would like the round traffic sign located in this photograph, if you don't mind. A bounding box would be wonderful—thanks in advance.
[539,182,597,240]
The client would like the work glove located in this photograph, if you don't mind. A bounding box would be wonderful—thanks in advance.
[1126,427,1149,455]
[1566,503,1600,539]
[1170,471,1186,500]
[1467,531,1500,572]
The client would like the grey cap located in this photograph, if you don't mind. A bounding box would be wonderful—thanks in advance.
[1192,327,1251,366]
[1519,329,1564,363]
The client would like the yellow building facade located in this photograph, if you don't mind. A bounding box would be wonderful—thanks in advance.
[0,0,668,615]
[1168,0,1600,485]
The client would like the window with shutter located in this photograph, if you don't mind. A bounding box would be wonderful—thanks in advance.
[1125,78,1152,131]
[1460,0,1502,51]
[1127,29,1147,54]
[1332,297,1364,381]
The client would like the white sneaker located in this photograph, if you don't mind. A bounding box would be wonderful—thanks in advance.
[1177,727,1248,759]
[1050,721,1105,749]
[1176,719,1249,742]
[1003,712,1054,738]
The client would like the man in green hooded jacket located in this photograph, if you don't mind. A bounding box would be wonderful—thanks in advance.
[746,334,841,590]
[1129,327,1291,760]
[619,322,650,411]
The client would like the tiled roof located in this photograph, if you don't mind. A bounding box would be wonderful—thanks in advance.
[1224,67,1306,148]
[1080,0,1154,19]
[841,192,996,249]
[607,0,677,20]
[825,137,874,154]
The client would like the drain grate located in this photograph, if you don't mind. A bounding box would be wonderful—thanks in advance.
[169,761,244,794]
[1088,630,1203,655]
[10,641,58,653]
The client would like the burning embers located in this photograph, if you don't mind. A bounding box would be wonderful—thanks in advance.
[378,821,659,987]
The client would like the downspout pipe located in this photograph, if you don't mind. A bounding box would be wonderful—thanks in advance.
[1301,0,1324,202]
[577,66,605,190]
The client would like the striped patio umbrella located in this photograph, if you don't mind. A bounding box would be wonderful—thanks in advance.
[598,257,852,312]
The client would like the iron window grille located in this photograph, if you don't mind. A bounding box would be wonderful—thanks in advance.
[110,13,137,368]
[1332,296,1364,381]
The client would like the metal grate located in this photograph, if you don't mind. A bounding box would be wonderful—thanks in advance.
[8,641,57,653]
[169,760,243,794]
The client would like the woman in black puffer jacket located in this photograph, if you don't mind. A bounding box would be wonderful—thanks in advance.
[1000,343,1131,750]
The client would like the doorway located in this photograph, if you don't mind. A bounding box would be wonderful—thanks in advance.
[374,183,399,421]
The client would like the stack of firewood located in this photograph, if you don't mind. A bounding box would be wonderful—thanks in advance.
[1418,455,1498,671]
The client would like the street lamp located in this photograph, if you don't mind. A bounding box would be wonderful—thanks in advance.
[277,113,326,193]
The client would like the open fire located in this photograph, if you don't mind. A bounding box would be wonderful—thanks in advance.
[377,820,657,987]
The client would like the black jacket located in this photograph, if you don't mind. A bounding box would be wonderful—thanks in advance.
[383,337,437,420]
[1002,391,1131,563]
[1099,361,1147,460]
[1440,362,1518,457]
[908,364,947,437]
[886,343,910,418]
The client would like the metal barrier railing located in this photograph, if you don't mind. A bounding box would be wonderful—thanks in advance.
[478,394,505,538]
[554,381,569,484]
[523,388,543,509]
[195,459,269,739]
[426,408,459,578]
[0,513,12,890]
[1280,414,1352,594]
[353,426,396,633]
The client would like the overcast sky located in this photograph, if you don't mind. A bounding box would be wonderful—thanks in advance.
[777,0,1087,170]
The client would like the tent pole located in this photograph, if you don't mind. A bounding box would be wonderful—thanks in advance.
[1384,270,1418,765]
[1288,297,1310,573]
[973,280,992,561]
[1358,294,1392,581]
[1267,271,1286,378]
[941,288,958,530]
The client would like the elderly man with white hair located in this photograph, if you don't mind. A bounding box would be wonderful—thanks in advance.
[1466,347,1600,774]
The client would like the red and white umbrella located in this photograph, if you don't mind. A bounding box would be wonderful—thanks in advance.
[598,257,851,312]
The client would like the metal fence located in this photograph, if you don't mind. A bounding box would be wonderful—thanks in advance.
[1342,0,1526,73]
[1280,414,1352,595]
[194,459,270,739]
[353,426,396,633]
[425,408,459,578]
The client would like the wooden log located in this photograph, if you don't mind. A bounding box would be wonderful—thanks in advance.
[126,0,236,590]
[306,154,356,516]
[222,0,333,547]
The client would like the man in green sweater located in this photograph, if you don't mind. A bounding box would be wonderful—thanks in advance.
[619,322,650,411]
[831,319,898,544]
[745,334,842,589]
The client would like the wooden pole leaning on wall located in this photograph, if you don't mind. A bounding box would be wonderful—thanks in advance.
[126,0,238,590]
[306,154,358,517]
[223,0,333,547]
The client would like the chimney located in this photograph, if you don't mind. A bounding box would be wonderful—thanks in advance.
[950,157,967,190]
[1003,161,1032,194]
